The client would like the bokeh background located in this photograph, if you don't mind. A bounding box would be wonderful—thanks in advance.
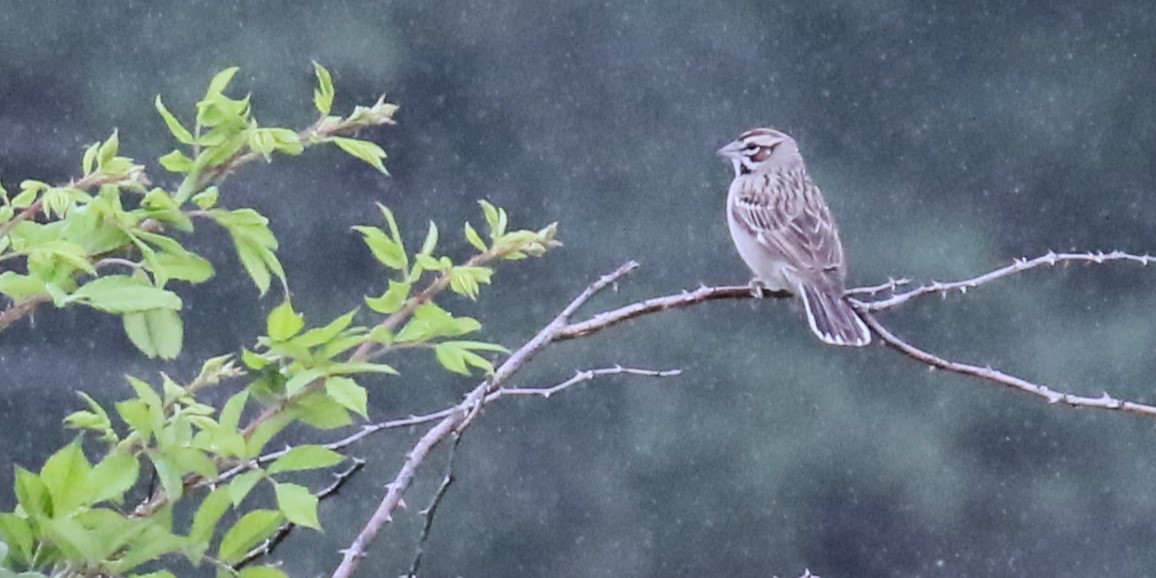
[3,1,1156,576]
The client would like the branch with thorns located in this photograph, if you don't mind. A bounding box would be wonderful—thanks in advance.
[326,249,1155,577]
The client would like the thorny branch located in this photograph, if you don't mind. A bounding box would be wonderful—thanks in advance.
[331,261,659,578]
[405,433,462,578]
[235,458,366,570]
[330,249,1155,576]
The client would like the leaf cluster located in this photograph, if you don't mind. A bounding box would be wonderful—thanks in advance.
[0,64,398,359]
[0,66,560,578]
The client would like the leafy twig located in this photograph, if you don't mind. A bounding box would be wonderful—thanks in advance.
[330,261,647,578]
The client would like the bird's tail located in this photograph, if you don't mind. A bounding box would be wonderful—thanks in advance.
[798,285,871,347]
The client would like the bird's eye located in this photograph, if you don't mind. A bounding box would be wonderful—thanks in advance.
[750,145,773,162]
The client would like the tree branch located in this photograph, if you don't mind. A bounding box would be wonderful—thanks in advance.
[331,260,647,578]
[328,250,1155,576]
[858,310,1156,416]
[856,250,1154,312]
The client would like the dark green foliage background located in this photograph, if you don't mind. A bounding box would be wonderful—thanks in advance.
[2,1,1156,576]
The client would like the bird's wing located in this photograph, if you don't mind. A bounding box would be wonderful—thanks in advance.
[730,173,846,286]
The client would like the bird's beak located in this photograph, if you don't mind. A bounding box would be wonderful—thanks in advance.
[717,140,743,159]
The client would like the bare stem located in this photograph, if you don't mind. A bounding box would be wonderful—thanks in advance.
[858,310,1156,416]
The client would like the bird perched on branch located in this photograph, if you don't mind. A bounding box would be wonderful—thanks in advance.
[718,128,871,346]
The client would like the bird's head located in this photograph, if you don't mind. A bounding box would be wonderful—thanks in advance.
[717,128,803,176]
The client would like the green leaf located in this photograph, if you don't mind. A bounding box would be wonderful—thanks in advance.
[325,376,367,418]
[154,96,195,144]
[186,487,231,561]
[205,66,240,98]
[14,467,50,519]
[394,302,481,342]
[245,412,293,458]
[211,208,283,295]
[479,200,499,236]
[170,447,218,479]
[325,361,398,376]
[267,445,345,475]
[69,275,182,313]
[123,309,184,359]
[435,341,508,376]
[248,128,277,161]
[291,309,357,349]
[86,451,139,504]
[43,517,103,563]
[97,130,120,168]
[464,221,487,252]
[149,454,185,501]
[266,300,304,341]
[217,509,283,564]
[191,186,219,209]
[218,390,250,432]
[82,141,100,175]
[234,236,273,295]
[448,266,493,300]
[365,280,411,314]
[283,367,325,396]
[353,226,407,271]
[414,253,443,271]
[332,137,388,174]
[0,272,46,301]
[434,342,469,375]
[31,238,95,274]
[64,391,115,440]
[378,204,402,248]
[319,331,369,360]
[0,512,34,566]
[312,61,335,115]
[241,347,270,370]
[228,470,264,507]
[419,220,438,257]
[116,399,153,437]
[274,483,320,529]
[14,180,48,207]
[158,149,194,173]
[41,441,92,514]
[291,392,352,430]
[109,514,186,572]
[151,250,214,284]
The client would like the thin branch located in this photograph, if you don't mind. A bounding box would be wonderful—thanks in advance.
[858,311,1156,416]
[330,261,645,578]
[210,365,680,489]
[0,198,43,241]
[235,458,366,570]
[0,295,51,334]
[556,283,791,340]
[857,250,1154,312]
[404,433,462,578]
[843,276,910,296]
[503,366,682,398]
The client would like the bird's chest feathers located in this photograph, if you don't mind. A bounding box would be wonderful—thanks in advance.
[726,177,796,290]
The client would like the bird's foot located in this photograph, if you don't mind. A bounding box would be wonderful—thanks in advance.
[748,278,768,298]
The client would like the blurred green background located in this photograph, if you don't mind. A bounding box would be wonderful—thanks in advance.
[2,1,1156,576]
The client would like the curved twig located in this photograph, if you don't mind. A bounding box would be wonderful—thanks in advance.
[857,250,1154,312]
[858,310,1156,416]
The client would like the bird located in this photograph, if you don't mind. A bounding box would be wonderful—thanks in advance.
[717,127,871,346]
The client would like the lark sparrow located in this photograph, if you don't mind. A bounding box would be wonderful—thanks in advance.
[718,128,871,346]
